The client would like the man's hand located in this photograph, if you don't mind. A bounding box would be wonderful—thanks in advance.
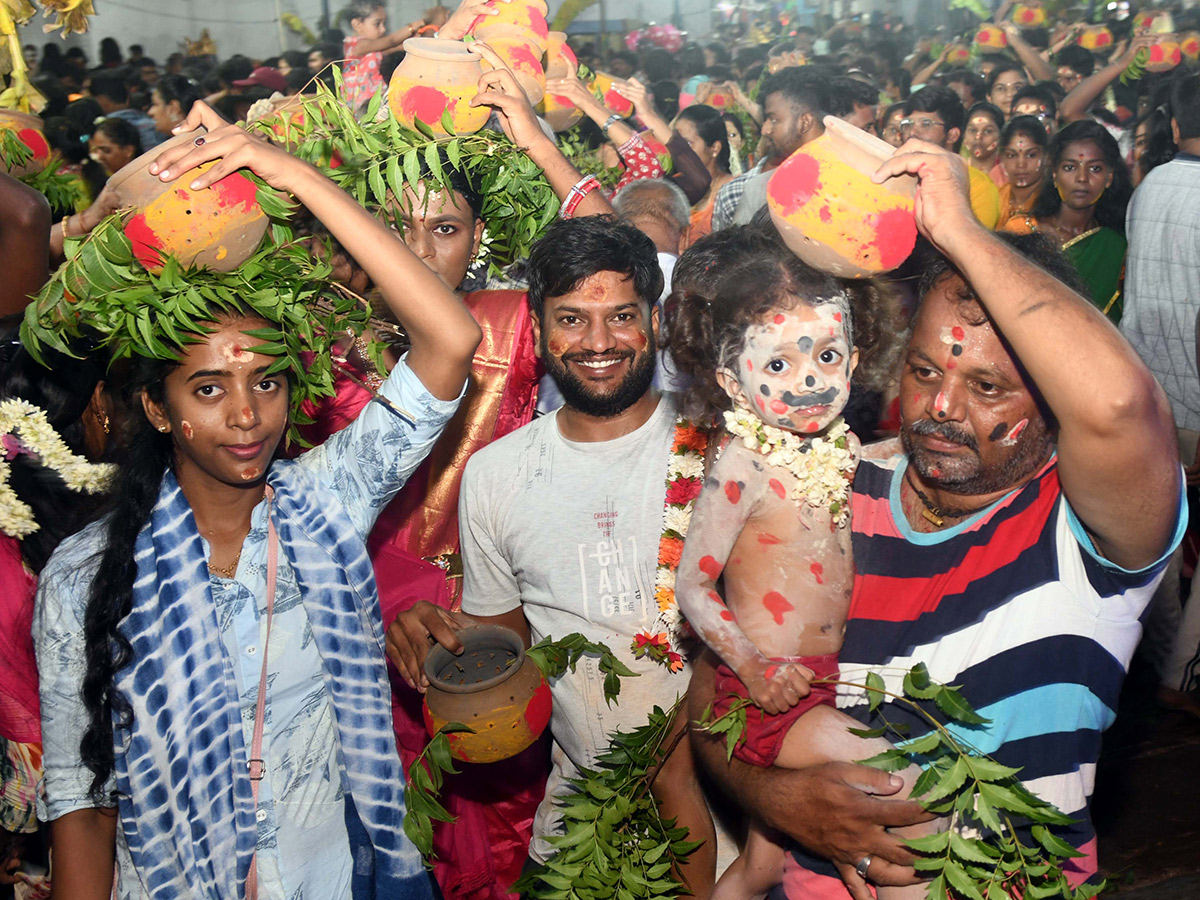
[872,139,976,257]
[386,600,471,691]
[469,43,551,150]
[438,0,508,41]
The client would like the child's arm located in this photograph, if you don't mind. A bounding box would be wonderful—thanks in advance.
[149,102,481,401]
[348,19,426,55]
[677,446,814,715]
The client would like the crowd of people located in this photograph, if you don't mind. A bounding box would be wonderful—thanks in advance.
[2,0,1199,898]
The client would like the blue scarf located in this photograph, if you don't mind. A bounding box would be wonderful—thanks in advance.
[113,465,432,900]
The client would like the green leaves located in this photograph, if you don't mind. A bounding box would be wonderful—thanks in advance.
[526,633,639,706]
[841,664,1096,900]
[403,722,473,867]
[694,697,750,761]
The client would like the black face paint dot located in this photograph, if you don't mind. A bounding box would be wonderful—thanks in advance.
[805,375,816,387]
[796,336,814,354]
[988,422,1008,442]
[936,411,947,418]
[760,384,771,396]
[951,344,963,356]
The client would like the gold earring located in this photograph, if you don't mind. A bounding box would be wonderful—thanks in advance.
[101,411,110,434]
[157,424,169,433]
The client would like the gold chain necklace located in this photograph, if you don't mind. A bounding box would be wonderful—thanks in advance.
[208,547,243,579]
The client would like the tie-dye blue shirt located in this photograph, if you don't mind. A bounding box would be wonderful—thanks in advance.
[35,358,462,900]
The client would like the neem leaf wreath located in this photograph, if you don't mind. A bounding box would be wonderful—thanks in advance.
[19,213,372,433]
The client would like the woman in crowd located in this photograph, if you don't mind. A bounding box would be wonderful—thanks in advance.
[87,118,141,179]
[674,104,736,244]
[0,340,112,899]
[879,101,905,148]
[34,101,479,900]
[962,101,1007,187]
[1004,119,1131,323]
[147,74,201,141]
[997,114,1048,228]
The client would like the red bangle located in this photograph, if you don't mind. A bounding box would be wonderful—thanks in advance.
[561,174,601,219]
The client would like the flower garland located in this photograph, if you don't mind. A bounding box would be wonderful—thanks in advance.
[0,399,115,539]
[723,407,856,527]
[632,416,708,672]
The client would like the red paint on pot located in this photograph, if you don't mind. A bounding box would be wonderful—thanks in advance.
[401,85,449,125]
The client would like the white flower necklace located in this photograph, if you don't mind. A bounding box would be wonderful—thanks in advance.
[722,407,856,527]
[0,399,116,539]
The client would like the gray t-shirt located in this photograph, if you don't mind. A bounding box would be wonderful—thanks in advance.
[459,392,689,861]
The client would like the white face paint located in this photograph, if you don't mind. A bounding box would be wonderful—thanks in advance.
[728,301,856,435]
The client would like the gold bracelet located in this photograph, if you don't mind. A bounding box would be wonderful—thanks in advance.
[61,215,73,239]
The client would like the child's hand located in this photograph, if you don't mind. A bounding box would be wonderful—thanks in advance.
[149,101,308,194]
[740,657,815,715]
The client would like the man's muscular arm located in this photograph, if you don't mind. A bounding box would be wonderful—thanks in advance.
[676,446,813,713]
[874,141,1180,570]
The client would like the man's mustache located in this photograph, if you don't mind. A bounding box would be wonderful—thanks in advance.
[907,418,978,452]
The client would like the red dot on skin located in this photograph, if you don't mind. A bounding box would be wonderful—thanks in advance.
[725,481,741,504]
[930,467,942,478]
[755,395,766,413]
[833,312,842,322]
[770,398,789,415]
[762,591,794,625]
[757,532,782,545]
[951,326,965,341]
[805,421,820,432]
[764,664,779,680]
[774,314,786,324]
[698,555,723,580]
[241,407,251,419]
[719,610,734,621]
[707,590,724,605]
[746,359,753,371]
[946,360,956,369]
[769,478,786,498]
[810,562,824,584]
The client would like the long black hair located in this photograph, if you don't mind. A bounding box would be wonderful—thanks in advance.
[0,338,108,573]
[1030,119,1132,234]
[675,104,731,174]
[79,353,175,798]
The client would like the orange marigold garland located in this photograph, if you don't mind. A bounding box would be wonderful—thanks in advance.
[632,416,708,672]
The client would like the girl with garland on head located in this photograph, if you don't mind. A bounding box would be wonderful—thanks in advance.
[31,100,480,900]
[0,339,113,900]
[667,227,939,900]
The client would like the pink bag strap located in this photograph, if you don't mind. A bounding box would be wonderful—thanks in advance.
[245,490,278,900]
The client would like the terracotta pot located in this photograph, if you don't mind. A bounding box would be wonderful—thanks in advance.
[944,44,971,66]
[0,110,52,179]
[1078,26,1113,50]
[1012,4,1045,27]
[1180,32,1200,62]
[1145,39,1182,73]
[974,24,1008,53]
[388,38,490,135]
[422,625,552,764]
[1132,10,1171,35]
[107,127,268,273]
[704,87,736,110]
[541,31,582,131]
[475,26,546,106]
[470,0,549,54]
[767,116,917,279]
[592,70,633,116]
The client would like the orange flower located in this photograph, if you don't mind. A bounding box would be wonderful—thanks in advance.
[655,584,675,612]
[674,423,708,453]
[658,535,684,568]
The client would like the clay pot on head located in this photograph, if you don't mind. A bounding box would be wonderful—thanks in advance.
[388,38,491,135]
[0,110,52,179]
[1077,26,1113,51]
[591,70,634,117]
[106,127,268,273]
[767,116,917,279]
[475,26,546,107]
[470,0,549,54]
[422,625,552,764]
[541,31,583,131]
[1145,39,1182,73]
[974,24,1008,53]
[1180,32,1200,62]
[1011,3,1046,27]
[944,44,971,66]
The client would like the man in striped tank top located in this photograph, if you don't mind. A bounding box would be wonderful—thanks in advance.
[689,139,1185,900]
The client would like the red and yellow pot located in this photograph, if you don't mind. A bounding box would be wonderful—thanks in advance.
[1012,4,1046,27]
[1077,26,1114,51]
[388,38,490,135]
[592,70,633,116]
[974,24,1008,53]
[0,110,52,179]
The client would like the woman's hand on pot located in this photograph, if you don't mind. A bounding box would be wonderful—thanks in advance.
[148,100,309,194]
[386,600,472,691]
[440,0,509,41]
[469,43,549,149]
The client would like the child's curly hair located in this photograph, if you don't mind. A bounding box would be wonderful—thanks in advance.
[664,225,904,424]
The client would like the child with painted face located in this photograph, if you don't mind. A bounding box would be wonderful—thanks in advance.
[670,229,935,900]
